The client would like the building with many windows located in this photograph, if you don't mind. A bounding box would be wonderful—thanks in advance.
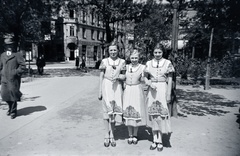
[40,0,128,64]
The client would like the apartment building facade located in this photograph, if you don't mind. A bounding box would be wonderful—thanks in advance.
[40,0,127,63]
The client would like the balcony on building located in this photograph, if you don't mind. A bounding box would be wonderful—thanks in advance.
[63,17,78,24]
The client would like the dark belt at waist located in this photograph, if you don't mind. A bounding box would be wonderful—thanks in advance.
[151,79,166,82]
[125,83,140,86]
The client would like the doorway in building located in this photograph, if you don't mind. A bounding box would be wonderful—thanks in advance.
[68,43,77,60]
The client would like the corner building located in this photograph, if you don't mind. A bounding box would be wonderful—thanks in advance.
[43,0,127,64]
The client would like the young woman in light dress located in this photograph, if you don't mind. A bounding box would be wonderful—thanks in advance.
[122,50,147,145]
[98,41,126,147]
[144,44,175,152]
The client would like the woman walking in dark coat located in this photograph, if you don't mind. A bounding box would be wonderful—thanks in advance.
[0,34,25,119]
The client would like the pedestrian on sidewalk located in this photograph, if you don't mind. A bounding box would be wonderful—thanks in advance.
[0,34,25,119]
[80,54,86,68]
[144,43,174,151]
[98,40,126,147]
[36,54,45,75]
[75,56,80,70]
[122,49,147,145]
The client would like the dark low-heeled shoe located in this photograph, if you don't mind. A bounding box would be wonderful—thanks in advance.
[150,142,157,150]
[110,138,116,147]
[157,143,163,152]
[104,138,110,147]
[10,113,17,119]
[132,136,138,145]
[127,136,133,144]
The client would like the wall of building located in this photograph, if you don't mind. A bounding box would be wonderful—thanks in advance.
[51,1,126,65]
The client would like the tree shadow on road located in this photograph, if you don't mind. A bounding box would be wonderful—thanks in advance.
[177,88,240,116]
[17,106,47,116]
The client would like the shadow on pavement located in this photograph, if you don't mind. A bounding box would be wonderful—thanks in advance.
[236,107,240,129]
[17,106,47,116]
[177,88,240,116]
[21,96,41,101]
[236,113,240,129]
[114,124,172,147]
[114,124,152,142]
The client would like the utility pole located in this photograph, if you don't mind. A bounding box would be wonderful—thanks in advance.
[205,28,214,90]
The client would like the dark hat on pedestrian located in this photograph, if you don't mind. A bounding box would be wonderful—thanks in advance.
[4,33,15,45]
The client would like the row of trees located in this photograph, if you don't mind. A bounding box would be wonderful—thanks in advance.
[184,0,240,59]
[1,0,239,73]
[0,0,152,52]
[0,0,53,51]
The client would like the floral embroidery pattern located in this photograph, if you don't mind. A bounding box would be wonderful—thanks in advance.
[106,100,122,114]
[148,101,168,116]
[123,106,140,119]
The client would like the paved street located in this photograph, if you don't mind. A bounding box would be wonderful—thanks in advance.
[0,66,240,156]
[27,60,95,70]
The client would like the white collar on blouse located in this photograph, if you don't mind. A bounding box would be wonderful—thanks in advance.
[152,58,165,67]
[128,63,141,73]
[108,57,120,66]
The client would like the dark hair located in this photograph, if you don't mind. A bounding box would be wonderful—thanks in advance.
[153,43,170,58]
[4,43,15,51]
[153,43,165,52]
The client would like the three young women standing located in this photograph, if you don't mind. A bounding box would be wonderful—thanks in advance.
[99,42,175,151]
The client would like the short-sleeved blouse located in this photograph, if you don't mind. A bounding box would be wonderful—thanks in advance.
[145,58,174,82]
[125,64,145,85]
[99,57,126,80]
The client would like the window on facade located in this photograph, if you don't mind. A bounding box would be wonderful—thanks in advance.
[82,11,86,23]
[70,10,74,18]
[70,26,74,36]
[82,45,86,56]
[91,30,95,40]
[102,32,105,41]
[97,15,100,26]
[91,11,95,25]
[82,28,86,39]
[97,31,100,40]
[93,46,98,61]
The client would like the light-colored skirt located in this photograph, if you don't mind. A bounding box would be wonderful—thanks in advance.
[102,78,123,121]
[123,84,147,127]
[146,82,171,133]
